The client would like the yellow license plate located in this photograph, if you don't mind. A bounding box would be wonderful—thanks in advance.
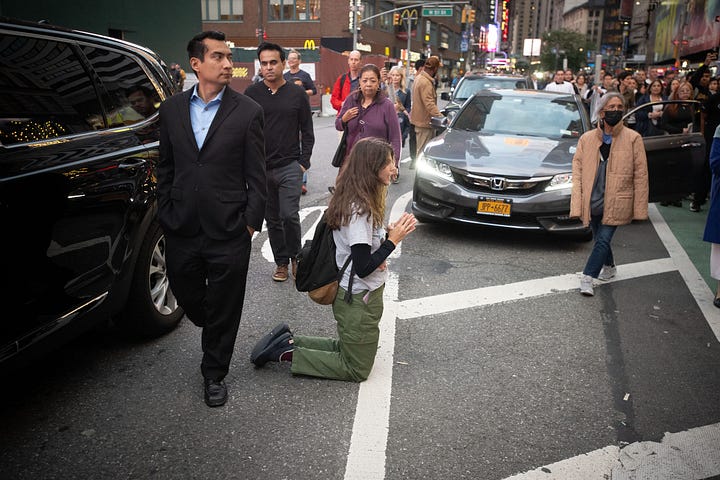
[477,198,512,217]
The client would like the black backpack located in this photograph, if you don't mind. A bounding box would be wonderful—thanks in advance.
[295,211,354,304]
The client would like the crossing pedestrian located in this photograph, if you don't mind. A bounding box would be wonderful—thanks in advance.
[704,125,720,308]
[410,56,443,168]
[157,31,267,407]
[570,92,649,296]
[245,42,314,283]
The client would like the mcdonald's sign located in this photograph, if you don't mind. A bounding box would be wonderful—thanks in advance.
[303,39,316,49]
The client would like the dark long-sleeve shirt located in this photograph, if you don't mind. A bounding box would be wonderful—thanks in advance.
[245,81,315,170]
[283,68,317,95]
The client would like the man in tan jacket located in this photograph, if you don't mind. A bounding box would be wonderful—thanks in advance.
[410,56,443,168]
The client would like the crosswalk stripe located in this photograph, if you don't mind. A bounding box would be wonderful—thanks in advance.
[504,422,720,480]
[342,196,720,480]
[397,258,677,320]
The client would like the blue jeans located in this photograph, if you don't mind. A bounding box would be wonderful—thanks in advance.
[583,215,617,278]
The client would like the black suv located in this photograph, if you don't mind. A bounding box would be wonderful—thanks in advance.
[0,18,183,369]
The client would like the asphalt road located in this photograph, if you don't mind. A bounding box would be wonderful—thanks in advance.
[1,113,719,480]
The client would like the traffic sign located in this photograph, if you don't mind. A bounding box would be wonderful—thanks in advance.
[422,7,453,16]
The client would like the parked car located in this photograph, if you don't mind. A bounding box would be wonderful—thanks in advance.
[0,18,183,370]
[412,89,705,237]
[441,73,535,118]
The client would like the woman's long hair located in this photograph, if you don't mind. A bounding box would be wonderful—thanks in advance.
[389,65,407,91]
[664,81,692,116]
[326,137,393,230]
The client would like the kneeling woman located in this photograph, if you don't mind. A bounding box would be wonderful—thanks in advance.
[250,138,416,381]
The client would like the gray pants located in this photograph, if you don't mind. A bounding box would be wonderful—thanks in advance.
[266,161,303,265]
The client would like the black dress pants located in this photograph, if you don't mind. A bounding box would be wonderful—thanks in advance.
[165,229,252,381]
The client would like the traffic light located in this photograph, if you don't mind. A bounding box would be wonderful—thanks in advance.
[468,10,475,23]
[461,8,467,23]
[393,13,400,25]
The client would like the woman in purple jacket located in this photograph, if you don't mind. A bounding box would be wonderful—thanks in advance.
[336,64,402,182]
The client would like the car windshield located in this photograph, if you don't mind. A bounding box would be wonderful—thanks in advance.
[452,93,583,139]
[454,77,527,100]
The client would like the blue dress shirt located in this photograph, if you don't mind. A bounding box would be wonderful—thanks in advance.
[190,85,225,149]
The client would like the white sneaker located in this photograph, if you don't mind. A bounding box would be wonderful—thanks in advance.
[598,265,617,281]
[580,275,594,296]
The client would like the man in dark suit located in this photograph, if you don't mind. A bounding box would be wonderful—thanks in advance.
[157,31,267,407]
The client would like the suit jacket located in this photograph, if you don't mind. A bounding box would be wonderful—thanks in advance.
[157,87,267,240]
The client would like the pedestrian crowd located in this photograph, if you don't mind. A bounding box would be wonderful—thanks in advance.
[544,52,718,214]
[157,30,719,407]
[158,32,420,408]
[545,55,719,302]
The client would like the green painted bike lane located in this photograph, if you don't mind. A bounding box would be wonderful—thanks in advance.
[657,200,716,293]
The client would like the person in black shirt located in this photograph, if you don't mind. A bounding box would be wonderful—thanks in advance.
[245,42,315,282]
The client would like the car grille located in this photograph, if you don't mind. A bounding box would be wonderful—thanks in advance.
[455,171,553,195]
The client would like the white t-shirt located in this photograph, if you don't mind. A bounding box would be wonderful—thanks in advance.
[544,81,575,94]
[333,212,387,293]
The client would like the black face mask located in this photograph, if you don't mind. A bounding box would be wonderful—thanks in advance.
[604,110,623,126]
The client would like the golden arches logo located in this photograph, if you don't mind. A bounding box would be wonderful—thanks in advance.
[232,67,248,78]
[303,39,316,49]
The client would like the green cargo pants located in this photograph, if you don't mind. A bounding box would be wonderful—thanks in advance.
[290,284,385,382]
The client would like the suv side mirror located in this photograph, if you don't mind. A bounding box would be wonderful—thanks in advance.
[441,92,450,101]
[430,116,448,129]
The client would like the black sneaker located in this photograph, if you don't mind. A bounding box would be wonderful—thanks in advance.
[689,201,701,212]
[251,332,294,367]
[250,323,291,364]
[204,379,228,407]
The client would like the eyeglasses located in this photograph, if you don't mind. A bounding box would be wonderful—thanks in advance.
[603,105,624,112]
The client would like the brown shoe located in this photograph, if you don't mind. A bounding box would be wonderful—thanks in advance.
[272,264,289,282]
[291,259,297,279]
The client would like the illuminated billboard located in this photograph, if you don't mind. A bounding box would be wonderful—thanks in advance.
[487,23,499,52]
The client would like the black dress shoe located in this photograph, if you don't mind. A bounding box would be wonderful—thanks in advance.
[250,323,291,363]
[714,297,720,309]
[251,332,294,368]
[204,379,228,407]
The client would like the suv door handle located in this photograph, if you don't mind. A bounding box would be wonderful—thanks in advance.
[681,142,702,148]
[118,158,147,169]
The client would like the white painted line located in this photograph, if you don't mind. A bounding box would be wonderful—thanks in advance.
[260,206,326,263]
[648,203,720,341]
[397,258,677,320]
[342,197,720,480]
[343,192,411,480]
[504,422,720,480]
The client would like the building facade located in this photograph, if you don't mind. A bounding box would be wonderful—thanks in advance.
[202,0,490,84]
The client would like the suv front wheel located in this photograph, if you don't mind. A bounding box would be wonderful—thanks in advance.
[119,221,184,337]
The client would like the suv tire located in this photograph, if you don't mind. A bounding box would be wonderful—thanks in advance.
[119,221,183,337]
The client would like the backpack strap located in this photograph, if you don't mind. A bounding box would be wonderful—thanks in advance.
[338,256,355,304]
[340,73,347,92]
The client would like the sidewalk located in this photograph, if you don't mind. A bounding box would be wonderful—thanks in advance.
[657,199,714,290]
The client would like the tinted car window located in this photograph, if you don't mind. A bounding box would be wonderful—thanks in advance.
[0,34,104,145]
[82,45,160,127]
[453,94,583,139]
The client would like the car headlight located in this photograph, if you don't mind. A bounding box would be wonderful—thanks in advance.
[417,152,453,181]
[545,173,573,191]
